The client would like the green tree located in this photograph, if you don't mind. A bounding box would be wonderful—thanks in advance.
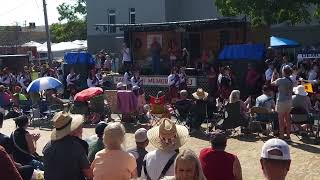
[50,0,87,42]
[215,0,320,26]
[50,20,86,43]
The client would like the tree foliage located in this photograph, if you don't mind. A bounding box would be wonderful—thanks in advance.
[50,20,86,43]
[215,0,320,26]
[50,0,87,42]
[57,0,86,22]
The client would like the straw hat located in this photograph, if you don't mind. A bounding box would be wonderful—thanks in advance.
[293,85,308,96]
[51,111,84,141]
[147,118,189,151]
[192,88,208,100]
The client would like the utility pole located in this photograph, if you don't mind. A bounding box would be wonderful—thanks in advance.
[42,0,53,64]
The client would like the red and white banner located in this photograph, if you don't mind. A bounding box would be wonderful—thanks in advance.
[114,76,197,87]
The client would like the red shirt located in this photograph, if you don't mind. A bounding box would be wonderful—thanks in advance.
[199,147,236,180]
[0,145,22,180]
[245,69,259,87]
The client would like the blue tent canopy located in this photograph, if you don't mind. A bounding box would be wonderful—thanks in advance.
[218,44,265,61]
[270,36,299,48]
[64,52,95,65]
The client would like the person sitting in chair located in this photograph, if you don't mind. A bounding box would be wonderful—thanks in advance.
[255,85,279,135]
[291,85,314,135]
[190,88,209,133]
[175,90,192,122]
[219,90,249,133]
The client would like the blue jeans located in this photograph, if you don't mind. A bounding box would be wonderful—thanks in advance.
[30,159,44,171]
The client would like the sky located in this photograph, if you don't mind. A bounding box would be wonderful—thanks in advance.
[0,0,70,26]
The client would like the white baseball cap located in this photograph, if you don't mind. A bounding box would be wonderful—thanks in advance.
[261,138,291,160]
[135,128,148,143]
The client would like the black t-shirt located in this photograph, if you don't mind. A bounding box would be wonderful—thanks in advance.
[43,136,90,180]
[11,128,33,165]
[0,133,13,154]
[175,99,193,117]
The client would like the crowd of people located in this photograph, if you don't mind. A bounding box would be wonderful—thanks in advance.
[0,113,292,180]
[0,46,318,180]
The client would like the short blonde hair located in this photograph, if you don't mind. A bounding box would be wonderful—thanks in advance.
[174,149,207,180]
[229,90,240,103]
[103,122,126,149]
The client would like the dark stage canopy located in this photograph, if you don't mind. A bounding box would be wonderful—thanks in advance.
[95,18,246,32]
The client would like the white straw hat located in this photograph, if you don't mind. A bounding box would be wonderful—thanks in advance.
[147,118,189,151]
[293,85,308,96]
[51,111,84,141]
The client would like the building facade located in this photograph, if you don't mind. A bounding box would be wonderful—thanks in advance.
[87,0,320,53]
[86,0,221,53]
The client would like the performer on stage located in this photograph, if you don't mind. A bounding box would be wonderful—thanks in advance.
[178,67,188,90]
[168,67,180,103]
[87,69,100,88]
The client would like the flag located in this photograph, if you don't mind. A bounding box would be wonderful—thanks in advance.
[304,83,313,93]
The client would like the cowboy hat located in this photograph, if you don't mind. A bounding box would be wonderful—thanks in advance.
[293,85,308,96]
[147,118,188,151]
[192,88,208,100]
[51,111,84,141]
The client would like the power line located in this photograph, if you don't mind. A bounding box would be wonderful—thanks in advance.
[34,0,40,9]
[0,1,28,17]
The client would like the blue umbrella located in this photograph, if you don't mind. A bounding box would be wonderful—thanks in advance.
[270,36,299,48]
[27,77,62,92]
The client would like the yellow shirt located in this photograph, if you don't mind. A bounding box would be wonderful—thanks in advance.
[31,71,39,80]
[91,149,136,180]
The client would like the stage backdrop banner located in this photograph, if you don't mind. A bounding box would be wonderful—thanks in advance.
[114,76,197,87]
[147,34,162,48]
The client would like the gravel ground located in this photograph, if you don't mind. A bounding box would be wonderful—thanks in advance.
[1,118,320,180]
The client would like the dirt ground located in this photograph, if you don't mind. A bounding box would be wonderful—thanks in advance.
[1,118,320,180]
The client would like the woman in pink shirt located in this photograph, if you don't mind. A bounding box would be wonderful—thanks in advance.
[91,122,137,180]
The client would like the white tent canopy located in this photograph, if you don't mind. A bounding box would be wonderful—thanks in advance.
[22,40,87,59]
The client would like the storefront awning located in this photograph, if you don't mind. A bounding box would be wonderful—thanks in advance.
[218,44,265,61]
[270,36,299,48]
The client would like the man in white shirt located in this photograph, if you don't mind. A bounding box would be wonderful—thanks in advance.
[141,119,188,180]
[66,68,79,87]
[265,63,274,82]
[122,43,131,65]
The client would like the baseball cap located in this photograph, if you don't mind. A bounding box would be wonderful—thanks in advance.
[95,121,108,137]
[261,138,291,160]
[135,128,148,143]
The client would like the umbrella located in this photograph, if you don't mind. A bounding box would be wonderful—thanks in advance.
[270,36,299,48]
[74,87,104,102]
[27,77,62,92]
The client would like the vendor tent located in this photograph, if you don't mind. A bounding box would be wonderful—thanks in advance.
[22,40,87,60]
[218,44,265,61]
[64,52,95,65]
[270,36,299,48]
